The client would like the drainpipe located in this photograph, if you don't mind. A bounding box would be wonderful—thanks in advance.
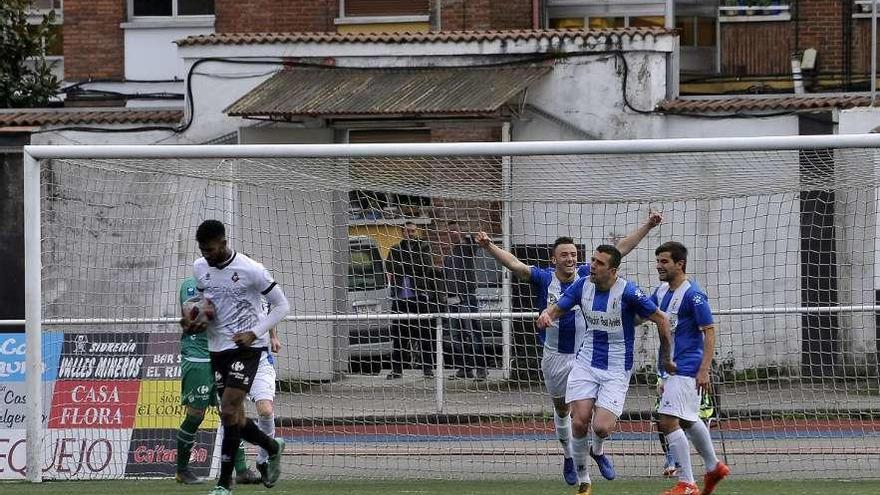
[533,0,540,29]
[433,0,442,31]
[872,0,877,105]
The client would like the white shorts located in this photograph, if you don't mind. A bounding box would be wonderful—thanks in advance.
[657,374,700,422]
[542,350,576,399]
[247,352,276,403]
[565,361,631,418]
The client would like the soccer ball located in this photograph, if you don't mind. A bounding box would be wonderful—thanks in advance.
[181,296,215,331]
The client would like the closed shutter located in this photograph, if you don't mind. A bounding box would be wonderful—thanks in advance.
[344,0,430,17]
[349,129,430,144]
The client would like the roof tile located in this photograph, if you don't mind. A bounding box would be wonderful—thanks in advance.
[178,28,673,47]
[0,108,183,127]
[657,95,871,114]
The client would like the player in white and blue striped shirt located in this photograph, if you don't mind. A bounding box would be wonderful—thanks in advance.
[538,244,673,495]
[475,212,660,488]
[652,241,729,495]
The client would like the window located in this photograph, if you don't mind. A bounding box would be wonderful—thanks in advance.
[342,0,430,17]
[347,129,432,221]
[31,0,62,9]
[588,17,624,29]
[676,16,716,48]
[348,243,387,291]
[631,16,664,28]
[550,17,585,29]
[131,0,214,18]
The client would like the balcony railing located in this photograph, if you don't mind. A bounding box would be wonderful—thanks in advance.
[719,3,790,23]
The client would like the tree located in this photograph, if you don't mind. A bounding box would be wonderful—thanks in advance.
[0,0,60,108]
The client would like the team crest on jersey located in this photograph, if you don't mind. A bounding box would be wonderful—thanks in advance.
[232,272,240,282]
[231,361,244,372]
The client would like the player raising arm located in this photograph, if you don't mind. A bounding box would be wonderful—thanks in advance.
[475,211,661,486]
[537,245,673,495]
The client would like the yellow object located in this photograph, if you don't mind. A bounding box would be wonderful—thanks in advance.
[337,22,430,34]
[134,380,220,429]
[550,18,585,29]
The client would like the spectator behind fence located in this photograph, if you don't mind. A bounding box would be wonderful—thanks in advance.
[443,221,486,381]
[386,221,438,379]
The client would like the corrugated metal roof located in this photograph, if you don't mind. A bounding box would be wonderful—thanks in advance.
[657,95,871,114]
[178,28,672,47]
[0,108,183,126]
[225,66,552,118]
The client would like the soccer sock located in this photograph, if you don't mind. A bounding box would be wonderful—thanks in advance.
[219,423,241,489]
[684,420,718,472]
[241,418,279,456]
[176,414,203,472]
[554,412,573,458]
[256,413,275,464]
[590,427,606,456]
[659,431,677,467]
[571,434,591,484]
[666,428,695,484]
[234,440,248,473]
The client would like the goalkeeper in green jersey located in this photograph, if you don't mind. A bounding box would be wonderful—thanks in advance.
[176,277,261,485]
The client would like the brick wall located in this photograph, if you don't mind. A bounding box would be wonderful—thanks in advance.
[491,0,534,30]
[429,125,502,246]
[215,0,338,33]
[63,0,125,80]
[215,0,532,33]
[796,0,846,73]
[438,0,492,31]
[720,1,855,78]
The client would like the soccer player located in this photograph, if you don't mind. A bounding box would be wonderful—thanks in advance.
[652,241,729,495]
[176,277,260,485]
[655,378,716,479]
[183,219,289,495]
[474,212,661,486]
[537,245,673,495]
[250,325,281,485]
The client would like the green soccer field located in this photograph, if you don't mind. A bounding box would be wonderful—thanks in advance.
[4,479,880,495]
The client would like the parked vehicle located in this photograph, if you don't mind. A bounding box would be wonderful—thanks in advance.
[346,235,392,373]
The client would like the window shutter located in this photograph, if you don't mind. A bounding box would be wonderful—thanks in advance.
[344,0,430,17]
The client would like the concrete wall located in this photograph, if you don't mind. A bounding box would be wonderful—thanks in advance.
[124,24,214,80]
[237,126,342,381]
[177,33,675,143]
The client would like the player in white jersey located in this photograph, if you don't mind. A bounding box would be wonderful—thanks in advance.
[537,245,673,495]
[184,220,289,495]
[248,310,281,485]
[653,242,729,495]
[474,212,661,486]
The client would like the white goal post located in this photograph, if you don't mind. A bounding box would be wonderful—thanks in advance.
[14,134,880,482]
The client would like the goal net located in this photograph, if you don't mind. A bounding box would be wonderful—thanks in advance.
[10,136,880,481]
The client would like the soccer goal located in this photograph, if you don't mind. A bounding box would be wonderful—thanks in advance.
[9,135,880,482]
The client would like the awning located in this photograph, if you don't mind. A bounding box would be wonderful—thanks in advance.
[224,66,551,119]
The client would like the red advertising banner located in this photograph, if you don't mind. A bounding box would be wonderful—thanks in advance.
[48,380,140,429]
